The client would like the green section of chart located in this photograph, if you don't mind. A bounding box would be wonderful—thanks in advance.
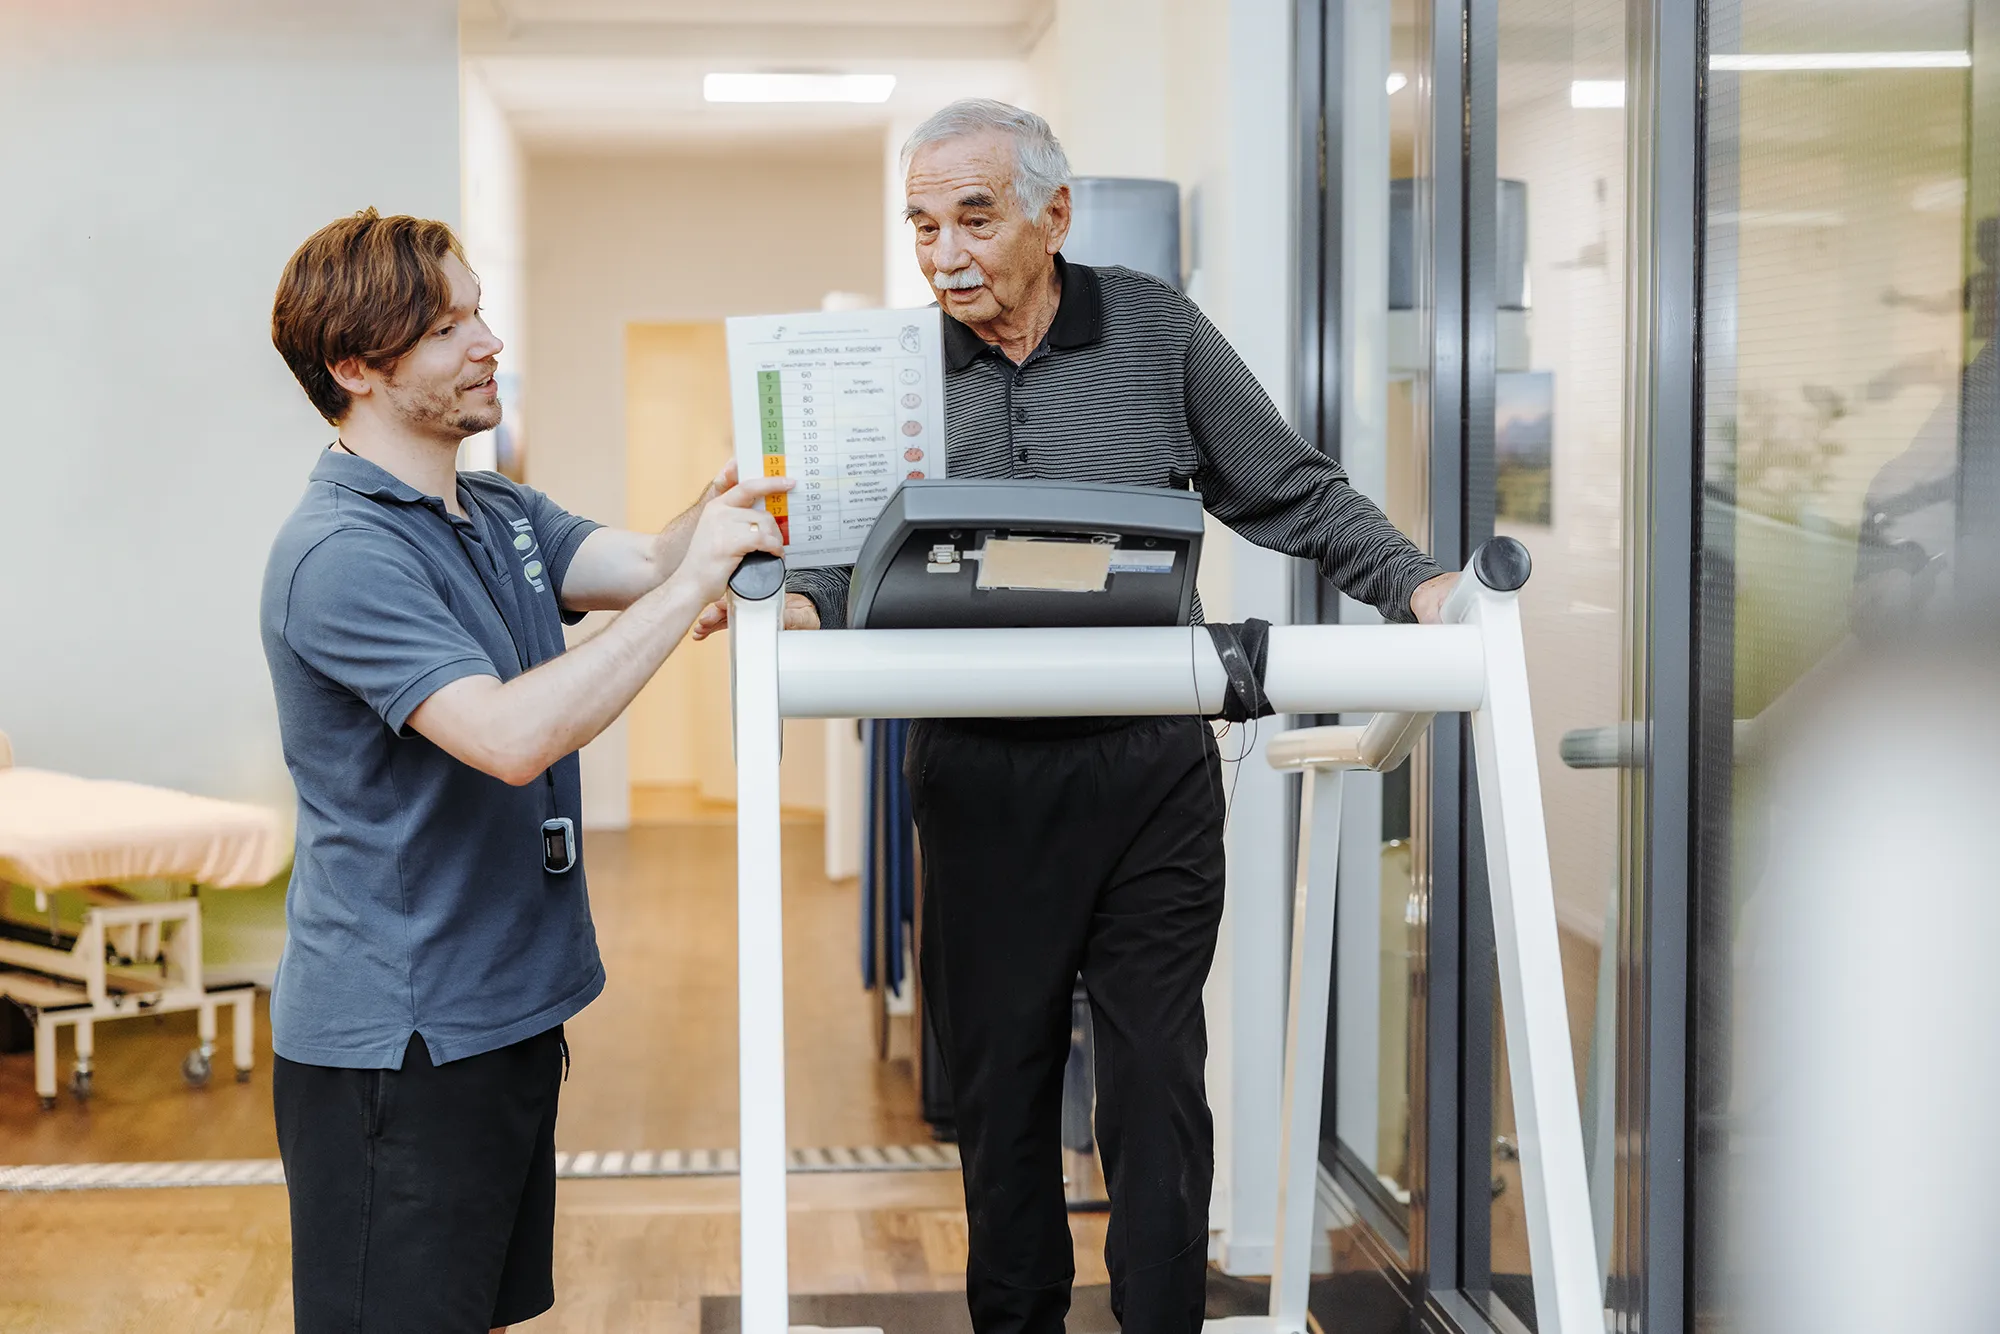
[757,370,786,454]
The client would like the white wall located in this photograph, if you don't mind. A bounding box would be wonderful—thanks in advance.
[459,62,528,475]
[1206,0,1300,1274]
[525,145,885,828]
[0,0,461,805]
[883,114,936,309]
[1030,0,1173,181]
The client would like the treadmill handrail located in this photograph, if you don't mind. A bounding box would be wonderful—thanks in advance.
[726,535,1603,1334]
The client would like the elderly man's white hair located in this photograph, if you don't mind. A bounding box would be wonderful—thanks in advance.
[900,99,1073,218]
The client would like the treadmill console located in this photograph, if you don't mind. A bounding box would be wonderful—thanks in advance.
[847,479,1204,630]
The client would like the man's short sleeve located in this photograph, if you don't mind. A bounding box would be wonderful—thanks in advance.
[281,528,499,735]
[516,484,603,626]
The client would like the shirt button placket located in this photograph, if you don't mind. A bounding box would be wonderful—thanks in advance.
[1011,370,1030,474]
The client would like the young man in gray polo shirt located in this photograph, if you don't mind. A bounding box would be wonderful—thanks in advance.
[261,209,787,1334]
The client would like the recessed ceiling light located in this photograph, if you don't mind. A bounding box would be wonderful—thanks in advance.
[1387,72,1408,95]
[703,73,897,104]
[1711,51,1970,71]
[1570,79,1626,107]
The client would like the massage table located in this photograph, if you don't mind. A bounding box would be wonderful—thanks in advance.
[0,740,288,1108]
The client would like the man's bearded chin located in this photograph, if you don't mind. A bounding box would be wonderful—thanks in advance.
[932,262,987,291]
[389,381,498,439]
[454,386,503,435]
[451,407,499,435]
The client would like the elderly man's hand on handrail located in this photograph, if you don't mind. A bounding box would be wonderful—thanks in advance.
[692,592,822,641]
[1410,571,1460,625]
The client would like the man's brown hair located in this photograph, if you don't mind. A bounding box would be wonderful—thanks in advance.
[271,208,471,424]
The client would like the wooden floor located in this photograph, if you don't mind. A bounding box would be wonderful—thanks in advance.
[0,1173,1089,1333]
[0,820,1110,1332]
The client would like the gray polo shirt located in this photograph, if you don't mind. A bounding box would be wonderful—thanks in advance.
[260,449,605,1069]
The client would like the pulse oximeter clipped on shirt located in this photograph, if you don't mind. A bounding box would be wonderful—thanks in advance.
[541,817,577,874]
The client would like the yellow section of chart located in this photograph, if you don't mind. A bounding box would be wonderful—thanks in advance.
[762,453,789,518]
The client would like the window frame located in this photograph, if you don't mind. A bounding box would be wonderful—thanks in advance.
[1291,1,1704,1329]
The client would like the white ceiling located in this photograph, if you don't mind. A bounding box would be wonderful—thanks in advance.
[462,0,1048,151]
[477,0,1048,27]
[475,53,1036,151]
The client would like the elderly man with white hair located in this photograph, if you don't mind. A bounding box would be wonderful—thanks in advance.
[700,98,1453,1333]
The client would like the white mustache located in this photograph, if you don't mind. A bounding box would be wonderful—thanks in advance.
[932,263,987,291]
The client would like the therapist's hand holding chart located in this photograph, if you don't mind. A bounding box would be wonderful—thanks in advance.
[725,306,948,568]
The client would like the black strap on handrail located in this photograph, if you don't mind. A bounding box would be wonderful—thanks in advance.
[1204,618,1275,723]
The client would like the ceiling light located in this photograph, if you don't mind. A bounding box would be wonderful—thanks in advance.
[1570,79,1625,108]
[703,73,897,104]
[1387,72,1408,95]
[1711,51,1970,71]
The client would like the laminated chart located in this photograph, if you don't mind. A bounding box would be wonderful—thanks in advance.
[726,307,947,568]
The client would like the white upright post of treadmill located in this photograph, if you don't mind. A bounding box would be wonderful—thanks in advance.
[1229,721,1385,1334]
[730,575,789,1333]
[1267,763,1346,1332]
[1447,565,1604,1334]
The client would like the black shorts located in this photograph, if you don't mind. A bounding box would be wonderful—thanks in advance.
[274,1026,567,1333]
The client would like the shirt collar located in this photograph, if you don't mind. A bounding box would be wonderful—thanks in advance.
[940,253,1105,371]
[310,445,446,509]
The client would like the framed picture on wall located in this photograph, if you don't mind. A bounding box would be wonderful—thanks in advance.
[1495,370,1553,525]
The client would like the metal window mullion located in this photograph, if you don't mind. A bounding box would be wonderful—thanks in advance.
[1294,0,1370,1199]
[1617,0,1703,1330]
[1417,0,1471,1295]
[1296,0,1343,635]
[1300,0,1355,1172]
[1456,0,1501,1295]
[1290,2,1335,994]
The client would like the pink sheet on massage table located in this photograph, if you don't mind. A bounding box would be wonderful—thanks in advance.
[0,768,287,892]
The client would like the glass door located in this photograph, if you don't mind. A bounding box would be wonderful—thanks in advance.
[1302,0,1661,1327]
[1473,0,1635,1324]
[1692,1,1986,1327]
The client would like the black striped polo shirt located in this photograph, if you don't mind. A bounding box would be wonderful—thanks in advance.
[786,254,1442,629]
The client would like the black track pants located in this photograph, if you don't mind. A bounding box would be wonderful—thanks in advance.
[908,715,1226,1334]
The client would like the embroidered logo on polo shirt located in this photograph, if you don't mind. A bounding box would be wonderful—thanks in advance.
[511,518,548,593]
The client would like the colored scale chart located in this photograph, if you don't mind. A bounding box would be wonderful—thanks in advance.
[756,369,791,544]
[728,307,944,568]
[752,360,922,560]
